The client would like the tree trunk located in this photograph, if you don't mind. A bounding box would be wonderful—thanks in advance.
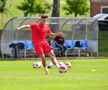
[52,0,60,17]
[51,0,60,33]
[1,13,4,29]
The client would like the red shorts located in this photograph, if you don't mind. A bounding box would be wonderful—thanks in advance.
[33,41,53,56]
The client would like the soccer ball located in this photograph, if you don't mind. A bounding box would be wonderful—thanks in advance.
[33,61,43,68]
[47,62,54,68]
[59,62,65,65]
[65,62,72,68]
[59,64,68,73]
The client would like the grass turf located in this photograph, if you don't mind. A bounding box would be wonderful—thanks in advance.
[0,59,108,90]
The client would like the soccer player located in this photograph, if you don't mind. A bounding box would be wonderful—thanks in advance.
[16,14,63,75]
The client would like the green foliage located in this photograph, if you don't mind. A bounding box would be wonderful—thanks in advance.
[0,0,8,29]
[63,0,89,17]
[0,0,7,13]
[0,0,91,29]
[99,31,108,56]
[17,0,51,16]
[33,0,51,16]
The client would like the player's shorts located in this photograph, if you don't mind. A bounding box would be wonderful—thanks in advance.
[33,41,53,56]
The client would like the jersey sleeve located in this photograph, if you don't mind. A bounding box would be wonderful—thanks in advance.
[47,26,51,34]
[30,23,36,30]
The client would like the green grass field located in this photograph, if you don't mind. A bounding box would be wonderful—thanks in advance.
[0,59,108,90]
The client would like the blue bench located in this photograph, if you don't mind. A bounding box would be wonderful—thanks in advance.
[64,40,88,48]
[11,40,35,58]
[11,40,89,57]
[64,40,88,56]
[12,40,34,49]
[64,40,74,48]
[73,40,88,49]
[24,40,34,49]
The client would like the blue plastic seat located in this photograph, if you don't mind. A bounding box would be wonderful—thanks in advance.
[81,40,88,49]
[72,40,88,49]
[12,40,26,49]
[64,40,74,48]
[24,40,34,49]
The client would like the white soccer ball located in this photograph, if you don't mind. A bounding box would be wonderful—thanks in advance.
[59,64,68,73]
[33,61,43,68]
[59,62,65,65]
[47,62,54,68]
[65,62,72,68]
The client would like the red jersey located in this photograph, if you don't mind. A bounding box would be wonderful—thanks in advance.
[30,23,51,44]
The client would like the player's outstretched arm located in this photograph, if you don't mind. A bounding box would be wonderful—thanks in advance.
[48,32,64,38]
[16,25,30,30]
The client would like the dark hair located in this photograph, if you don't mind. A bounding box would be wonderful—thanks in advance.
[41,14,48,18]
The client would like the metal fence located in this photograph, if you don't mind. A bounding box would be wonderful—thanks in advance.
[0,17,98,58]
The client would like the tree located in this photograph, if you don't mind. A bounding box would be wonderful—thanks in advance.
[33,0,51,16]
[0,0,7,28]
[17,0,51,17]
[52,0,60,17]
[63,0,89,17]
[0,0,6,12]
[50,0,60,33]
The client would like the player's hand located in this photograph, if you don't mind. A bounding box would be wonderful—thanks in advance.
[16,27,20,31]
[58,32,64,36]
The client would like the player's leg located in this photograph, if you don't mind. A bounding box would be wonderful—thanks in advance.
[43,42,60,73]
[48,50,60,71]
[40,54,49,75]
[33,43,49,75]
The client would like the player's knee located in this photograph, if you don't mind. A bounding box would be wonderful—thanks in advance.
[40,55,46,60]
[50,54,56,60]
[52,53,56,57]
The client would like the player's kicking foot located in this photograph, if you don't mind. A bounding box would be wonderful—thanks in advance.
[45,71,50,75]
[44,66,50,75]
